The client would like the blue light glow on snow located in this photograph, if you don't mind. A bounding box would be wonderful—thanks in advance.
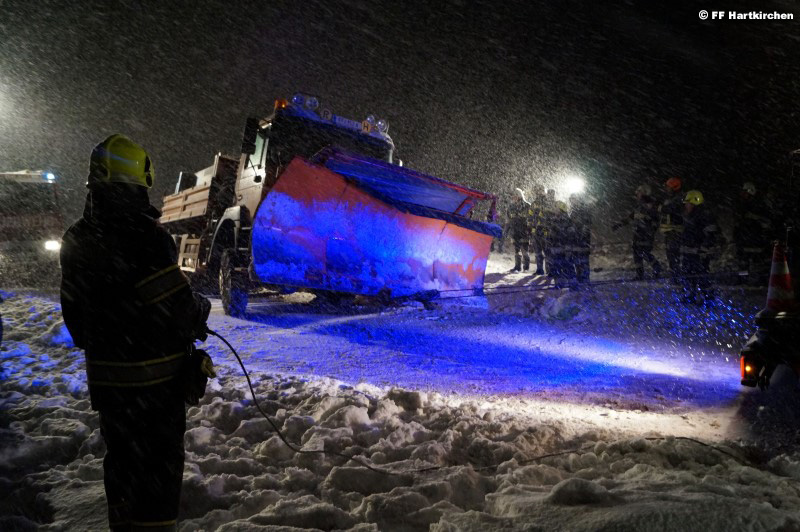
[237,297,745,409]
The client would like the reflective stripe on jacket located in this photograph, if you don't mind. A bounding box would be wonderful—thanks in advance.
[87,352,185,388]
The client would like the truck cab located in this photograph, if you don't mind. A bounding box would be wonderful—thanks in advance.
[160,93,395,292]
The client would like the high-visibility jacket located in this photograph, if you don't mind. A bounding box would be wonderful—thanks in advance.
[659,193,684,233]
[528,196,548,238]
[681,204,719,256]
[60,188,210,410]
[546,211,574,256]
[617,196,660,248]
[569,203,592,253]
[507,198,531,241]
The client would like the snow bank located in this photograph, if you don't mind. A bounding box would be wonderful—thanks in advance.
[2,277,799,531]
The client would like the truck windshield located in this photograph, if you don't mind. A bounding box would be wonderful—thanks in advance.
[0,181,60,216]
[270,115,393,164]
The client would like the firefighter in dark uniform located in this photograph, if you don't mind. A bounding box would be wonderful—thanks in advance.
[529,185,548,275]
[659,177,684,283]
[60,134,212,532]
[613,184,662,280]
[547,200,575,287]
[733,181,772,285]
[490,209,505,253]
[569,194,592,285]
[507,187,531,271]
[680,189,720,305]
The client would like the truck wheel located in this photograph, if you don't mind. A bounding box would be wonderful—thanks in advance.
[219,249,249,317]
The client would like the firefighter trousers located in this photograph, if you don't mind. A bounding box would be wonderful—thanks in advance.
[633,244,661,279]
[663,232,682,279]
[735,245,769,285]
[681,252,714,303]
[513,238,530,271]
[531,234,546,273]
[99,392,186,532]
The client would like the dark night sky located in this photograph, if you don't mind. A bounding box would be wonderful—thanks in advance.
[1,0,799,217]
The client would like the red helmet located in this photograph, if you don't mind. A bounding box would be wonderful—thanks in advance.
[665,177,682,192]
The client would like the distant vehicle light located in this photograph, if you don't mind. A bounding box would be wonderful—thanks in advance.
[44,240,61,251]
[564,175,586,195]
[305,97,319,110]
[291,93,304,106]
[274,99,289,110]
[45,172,56,181]
[365,114,376,125]
[376,119,389,133]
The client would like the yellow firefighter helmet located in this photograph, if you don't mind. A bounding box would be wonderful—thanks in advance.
[87,134,154,188]
[684,189,704,205]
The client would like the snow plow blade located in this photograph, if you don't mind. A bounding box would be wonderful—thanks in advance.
[251,148,501,299]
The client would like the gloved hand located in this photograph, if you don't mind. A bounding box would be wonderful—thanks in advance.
[193,295,212,341]
[184,347,214,406]
[200,352,216,378]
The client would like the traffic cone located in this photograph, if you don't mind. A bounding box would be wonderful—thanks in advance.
[764,242,797,313]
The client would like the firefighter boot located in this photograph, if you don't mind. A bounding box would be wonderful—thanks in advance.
[523,255,530,271]
[652,260,662,279]
[512,255,521,272]
[535,256,544,275]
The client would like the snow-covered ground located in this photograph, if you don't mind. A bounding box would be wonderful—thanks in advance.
[1,251,800,531]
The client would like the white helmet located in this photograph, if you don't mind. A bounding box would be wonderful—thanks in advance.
[742,182,756,195]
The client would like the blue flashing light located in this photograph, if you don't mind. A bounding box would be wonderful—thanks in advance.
[305,96,319,110]
[45,172,55,181]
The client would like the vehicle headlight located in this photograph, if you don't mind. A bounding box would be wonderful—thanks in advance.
[44,240,61,251]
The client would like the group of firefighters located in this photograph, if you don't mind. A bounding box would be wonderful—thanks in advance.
[500,185,591,288]
[497,176,781,304]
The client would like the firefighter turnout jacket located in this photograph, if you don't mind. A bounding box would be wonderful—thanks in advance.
[659,193,684,234]
[681,204,720,257]
[733,195,772,253]
[507,197,531,242]
[60,186,210,410]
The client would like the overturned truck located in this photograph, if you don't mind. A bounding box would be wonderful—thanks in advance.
[160,93,500,315]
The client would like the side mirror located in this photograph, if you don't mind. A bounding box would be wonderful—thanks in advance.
[241,117,259,155]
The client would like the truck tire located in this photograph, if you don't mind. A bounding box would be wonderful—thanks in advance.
[219,248,249,317]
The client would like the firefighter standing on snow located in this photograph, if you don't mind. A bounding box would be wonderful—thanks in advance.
[569,194,592,285]
[507,187,531,271]
[659,177,684,282]
[547,200,575,287]
[613,184,662,280]
[529,184,548,275]
[60,135,213,532]
[680,189,720,305]
[733,181,772,285]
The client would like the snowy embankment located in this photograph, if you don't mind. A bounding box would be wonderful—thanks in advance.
[1,252,800,531]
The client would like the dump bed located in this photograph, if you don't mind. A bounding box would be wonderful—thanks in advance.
[251,148,500,298]
[160,154,238,232]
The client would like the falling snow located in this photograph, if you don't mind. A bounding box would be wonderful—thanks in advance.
[2,249,800,530]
